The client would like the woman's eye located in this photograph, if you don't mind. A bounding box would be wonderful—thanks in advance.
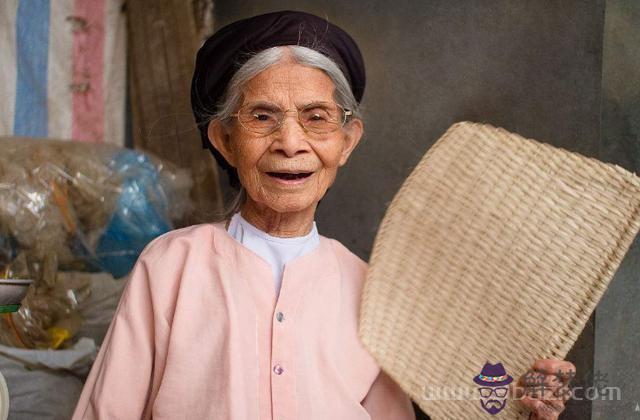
[252,112,274,121]
[303,109,331,122]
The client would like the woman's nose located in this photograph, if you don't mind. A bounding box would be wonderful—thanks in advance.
[270,112,311,157]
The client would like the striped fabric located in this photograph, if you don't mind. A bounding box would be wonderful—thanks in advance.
[0,0,126,145]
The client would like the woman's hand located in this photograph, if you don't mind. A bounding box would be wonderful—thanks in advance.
[512,359,576,420]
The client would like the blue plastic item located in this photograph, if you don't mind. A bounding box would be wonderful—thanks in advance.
[95,150,172,278]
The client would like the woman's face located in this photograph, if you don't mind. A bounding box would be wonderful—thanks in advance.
[208,60,363,214]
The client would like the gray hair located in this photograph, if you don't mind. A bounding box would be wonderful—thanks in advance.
[210,45,362,222]
[215,45,361,122]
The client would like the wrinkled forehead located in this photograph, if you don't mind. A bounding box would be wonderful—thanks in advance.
[240,62,337,106]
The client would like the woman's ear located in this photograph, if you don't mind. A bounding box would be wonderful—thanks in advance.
[207,120,237,167]
[338,118,363,167]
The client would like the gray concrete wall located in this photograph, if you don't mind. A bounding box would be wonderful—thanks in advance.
[592,1,640,419]
[212,2,628,419]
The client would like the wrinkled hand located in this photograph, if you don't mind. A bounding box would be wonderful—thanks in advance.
[511,359,576,420]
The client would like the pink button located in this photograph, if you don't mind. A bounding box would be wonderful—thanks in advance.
[273,364,284,375]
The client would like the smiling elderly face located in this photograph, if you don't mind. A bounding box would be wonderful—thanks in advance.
[208,58,363,215]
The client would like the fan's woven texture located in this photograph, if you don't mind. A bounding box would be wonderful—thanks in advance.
[359,121,640,419]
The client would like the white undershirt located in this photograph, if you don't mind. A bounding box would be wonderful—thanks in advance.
[226,212,320,298]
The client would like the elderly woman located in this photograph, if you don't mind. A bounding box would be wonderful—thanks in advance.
[72,11,574,420]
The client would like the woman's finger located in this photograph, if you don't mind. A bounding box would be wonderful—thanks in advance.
[532,359,576,380]
[518,372,569,398]
[520,394,565,420]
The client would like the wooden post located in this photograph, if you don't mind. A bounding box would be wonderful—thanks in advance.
[126,0,222,226]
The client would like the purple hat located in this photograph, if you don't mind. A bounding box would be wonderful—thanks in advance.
[473,362,514,387]
[190,10,365,188]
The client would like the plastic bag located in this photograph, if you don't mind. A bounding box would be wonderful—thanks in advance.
[0,136,193,277]
[0,337,96,420]
[0,137,193,349]
[0,264,91,350]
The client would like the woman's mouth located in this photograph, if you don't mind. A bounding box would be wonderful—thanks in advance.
[266,171,314,185]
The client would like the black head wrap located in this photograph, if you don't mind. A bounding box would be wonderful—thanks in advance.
[190,10,366,188]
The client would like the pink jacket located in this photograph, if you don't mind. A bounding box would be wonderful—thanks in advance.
[72,223,415,419]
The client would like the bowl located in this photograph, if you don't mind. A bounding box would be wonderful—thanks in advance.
[0,279,33,313]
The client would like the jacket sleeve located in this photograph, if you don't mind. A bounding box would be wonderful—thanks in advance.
[71,251,160,420]
[362,370,416,420]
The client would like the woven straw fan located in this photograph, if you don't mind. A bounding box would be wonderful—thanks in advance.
[359,121,640,420]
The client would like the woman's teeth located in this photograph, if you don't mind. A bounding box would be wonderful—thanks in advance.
[267,172,313,180]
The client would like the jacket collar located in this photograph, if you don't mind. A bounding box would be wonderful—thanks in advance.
[209,221,341,308]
